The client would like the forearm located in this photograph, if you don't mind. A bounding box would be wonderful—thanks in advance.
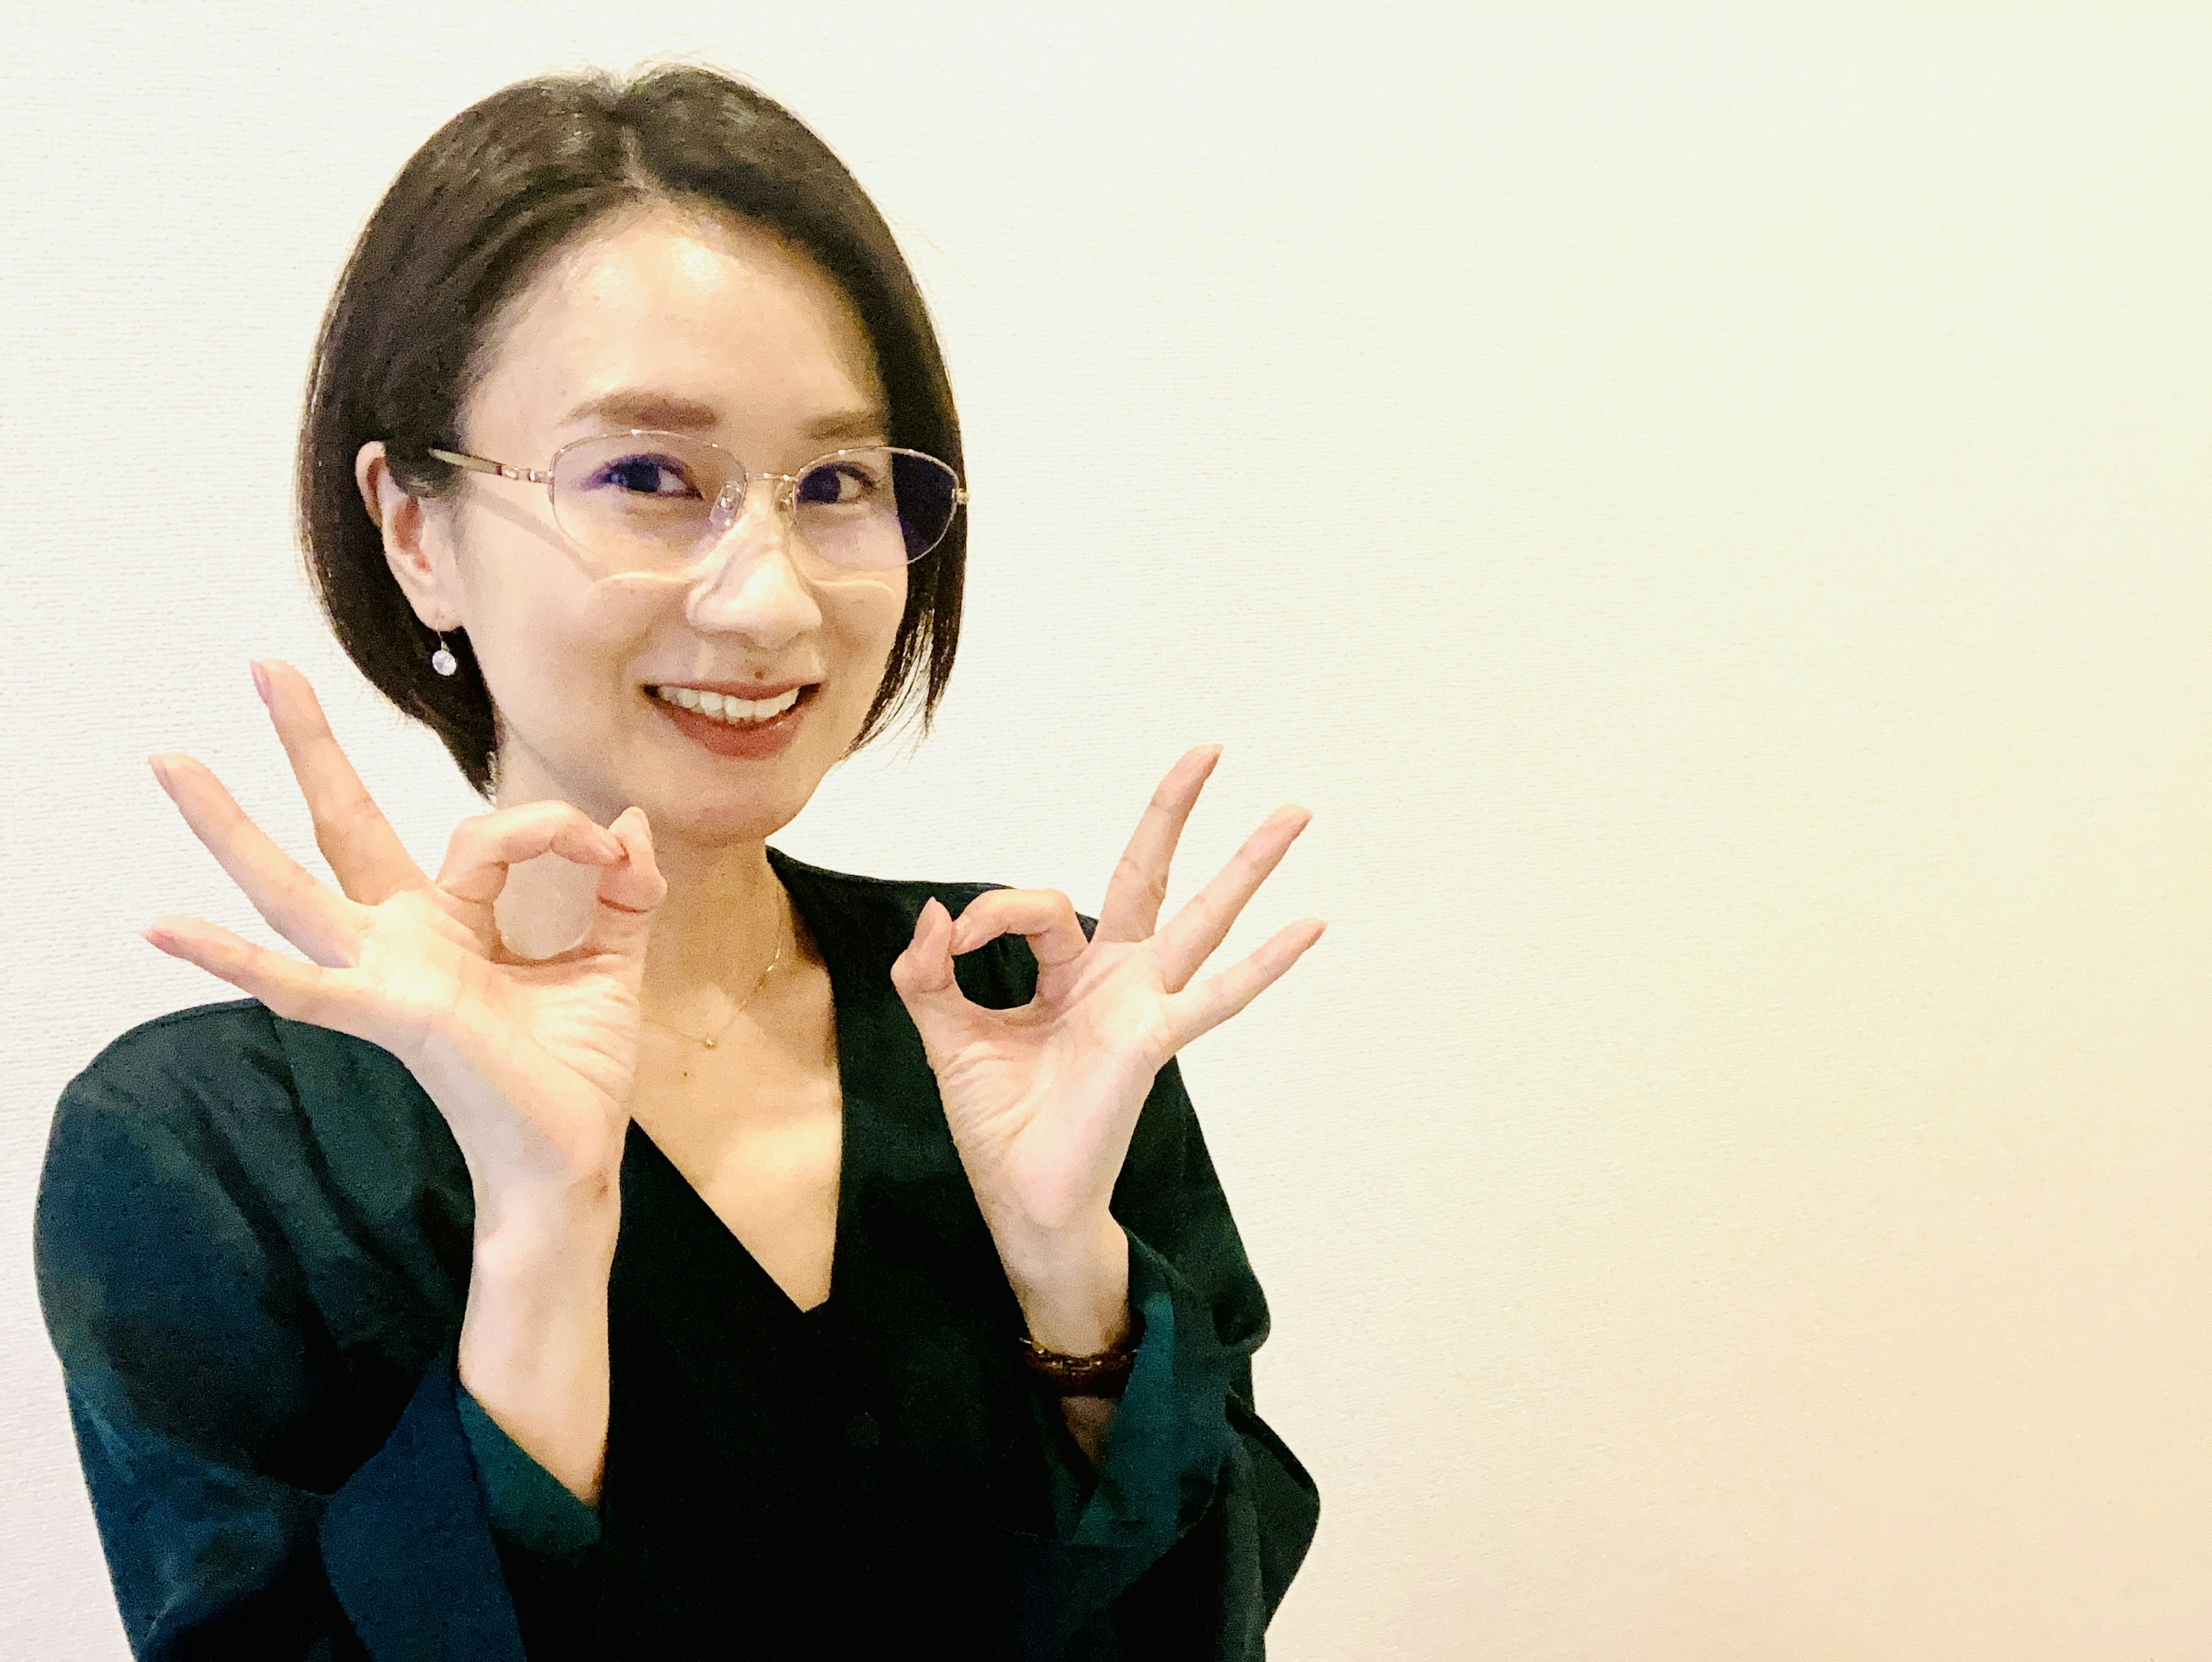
[1054,1391,1120,1466]
[457,1188,622,1506]
[998,1212,1132,1467]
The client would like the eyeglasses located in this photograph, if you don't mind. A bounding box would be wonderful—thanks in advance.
[427,429,967,577]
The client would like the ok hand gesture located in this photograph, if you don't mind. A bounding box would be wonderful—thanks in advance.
[144,661,667,1221]
[889,745,1323,1274]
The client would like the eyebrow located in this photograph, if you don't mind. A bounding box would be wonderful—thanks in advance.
[556,389,889,443]
[802,407,893,443]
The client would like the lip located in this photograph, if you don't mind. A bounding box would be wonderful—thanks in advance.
[647,682,817,760]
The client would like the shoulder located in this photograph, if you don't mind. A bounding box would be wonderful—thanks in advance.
[47,996,416,1151]
[35,1004,308,1357]
[52,998,297,1147]
[36,1004,377,1448]
[39,998,444,1259]
[69,995,291,1072]
[38,1000,467,1372]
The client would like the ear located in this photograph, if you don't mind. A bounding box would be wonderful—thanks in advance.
[355,441,463,631]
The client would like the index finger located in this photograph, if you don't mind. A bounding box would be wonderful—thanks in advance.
[254,659,426,905]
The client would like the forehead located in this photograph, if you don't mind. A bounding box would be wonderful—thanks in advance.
[465,202,886,447]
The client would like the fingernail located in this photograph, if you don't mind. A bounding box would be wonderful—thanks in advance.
[249,661,270,706]
[148,755,173,790]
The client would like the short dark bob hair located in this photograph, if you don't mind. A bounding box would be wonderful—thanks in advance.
[297,64,964,795]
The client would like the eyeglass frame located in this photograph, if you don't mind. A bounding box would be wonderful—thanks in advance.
[423,428,970,571]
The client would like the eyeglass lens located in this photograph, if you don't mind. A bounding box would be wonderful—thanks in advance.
[548,432,958,574]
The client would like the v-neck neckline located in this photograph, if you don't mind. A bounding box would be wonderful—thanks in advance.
[620,845,860,1323]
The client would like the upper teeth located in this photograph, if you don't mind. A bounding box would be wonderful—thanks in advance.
[656,685,803,723]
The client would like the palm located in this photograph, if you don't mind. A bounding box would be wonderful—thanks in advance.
[146,661,666,1195]
[891,746,1325,1245]
[454,949,645,1114]
[368,875,643,1106]
[918,942,1176,1228]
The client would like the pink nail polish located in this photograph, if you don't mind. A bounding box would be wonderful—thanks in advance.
[250,661,270,706]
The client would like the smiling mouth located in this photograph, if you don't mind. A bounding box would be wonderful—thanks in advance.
[645,683,815,726]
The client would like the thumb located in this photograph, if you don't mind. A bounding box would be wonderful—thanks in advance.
[584,806,666,958]
[890,896,964,1013]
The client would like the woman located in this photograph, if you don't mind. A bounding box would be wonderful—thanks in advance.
[32,62,1323,1661]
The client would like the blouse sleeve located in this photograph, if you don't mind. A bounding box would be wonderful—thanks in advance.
[453,1383,601,1560]
[32,1027,533,1662]
[1011,1052,1321,1661]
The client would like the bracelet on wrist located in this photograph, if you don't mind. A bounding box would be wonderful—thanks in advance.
[1017,1324,1140,1399]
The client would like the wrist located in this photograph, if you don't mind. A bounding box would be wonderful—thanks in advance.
[459,1220,616,1508]
[472,1169,623,1260]
[996,1212,1131,1356]
[465,1201,620,1332]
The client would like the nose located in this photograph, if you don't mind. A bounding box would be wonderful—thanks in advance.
[679,473,821,637]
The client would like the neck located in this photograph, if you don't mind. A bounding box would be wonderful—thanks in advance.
[488,763,792,1008]
[634,831,791,1008]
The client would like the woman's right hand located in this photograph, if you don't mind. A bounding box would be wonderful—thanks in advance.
[144,659,667,1228]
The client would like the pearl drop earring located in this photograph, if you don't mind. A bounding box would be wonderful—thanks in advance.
[430,634,457,677]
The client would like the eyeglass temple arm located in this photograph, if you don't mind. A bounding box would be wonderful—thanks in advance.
[426,447,551,484]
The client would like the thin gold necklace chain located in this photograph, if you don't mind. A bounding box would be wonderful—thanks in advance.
[642,903,790,1049]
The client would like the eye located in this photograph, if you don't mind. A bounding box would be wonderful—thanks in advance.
[585,453,703,499]
[796,457,887,508]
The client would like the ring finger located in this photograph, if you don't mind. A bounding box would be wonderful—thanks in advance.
[152,753,366,967]
[1152,805,1314,993]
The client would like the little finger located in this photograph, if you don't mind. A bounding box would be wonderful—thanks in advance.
[1161,915,1327,1053]
[144,914,372,1039]
[153,754,366,967]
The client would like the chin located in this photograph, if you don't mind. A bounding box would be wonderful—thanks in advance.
[641,771,816,846]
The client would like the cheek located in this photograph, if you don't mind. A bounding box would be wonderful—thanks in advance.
[831,576,907,694]
[461,561,656,722]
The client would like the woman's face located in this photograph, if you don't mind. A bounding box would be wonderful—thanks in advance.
[378,200,908,845]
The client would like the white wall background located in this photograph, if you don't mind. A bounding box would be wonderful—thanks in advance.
[5,2,2210,1656]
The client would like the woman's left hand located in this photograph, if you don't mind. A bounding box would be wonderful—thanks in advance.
[889,745,1324,1313]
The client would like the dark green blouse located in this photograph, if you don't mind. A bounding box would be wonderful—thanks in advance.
[33,845,1318,1660]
